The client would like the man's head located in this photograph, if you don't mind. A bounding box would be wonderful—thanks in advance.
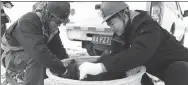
[100,2,130,36]
[42,2,70,29]
[3,1,14,9]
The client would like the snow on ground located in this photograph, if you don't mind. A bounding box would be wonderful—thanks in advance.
[1,66,6,84]
[58,25,90,58]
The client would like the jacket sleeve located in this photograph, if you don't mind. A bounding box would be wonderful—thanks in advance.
[110,33,130,55]
[47,33,69,60]
[13,13,66,74]
[101,23,161,73]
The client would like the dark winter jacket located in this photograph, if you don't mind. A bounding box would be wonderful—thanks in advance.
[100,10,188,75]
[3,12,68,74]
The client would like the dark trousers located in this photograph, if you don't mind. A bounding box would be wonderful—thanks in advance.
[142,61,188,85]
[2,50,45,85]
[23,59,45,85]
[2,50,62,85]
[1,24,6,37]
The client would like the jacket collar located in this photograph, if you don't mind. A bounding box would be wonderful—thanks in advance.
[131,10,153,31]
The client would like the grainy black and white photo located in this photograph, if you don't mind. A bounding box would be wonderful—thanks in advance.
[1,1,188,85]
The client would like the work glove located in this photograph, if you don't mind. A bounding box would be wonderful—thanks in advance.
[51,59,79,80]
[78,62,107,80]
[63,59,79,80]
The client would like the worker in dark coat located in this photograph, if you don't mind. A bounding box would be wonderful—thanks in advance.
[1,1,14,37]
[1,2,70,85]
[78,2,188,85]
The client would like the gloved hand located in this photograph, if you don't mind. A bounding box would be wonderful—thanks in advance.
[78,62,107,80]
[50,69,66,77]
[63,59,79,80]
[51,59,79,79]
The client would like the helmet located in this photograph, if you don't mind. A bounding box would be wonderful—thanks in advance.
[46,2,70,19]
[100,2,129,23]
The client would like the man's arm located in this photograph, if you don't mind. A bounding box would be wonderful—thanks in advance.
[101,23,161,73]
[47,33,69,60]
[13,12,66,74]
